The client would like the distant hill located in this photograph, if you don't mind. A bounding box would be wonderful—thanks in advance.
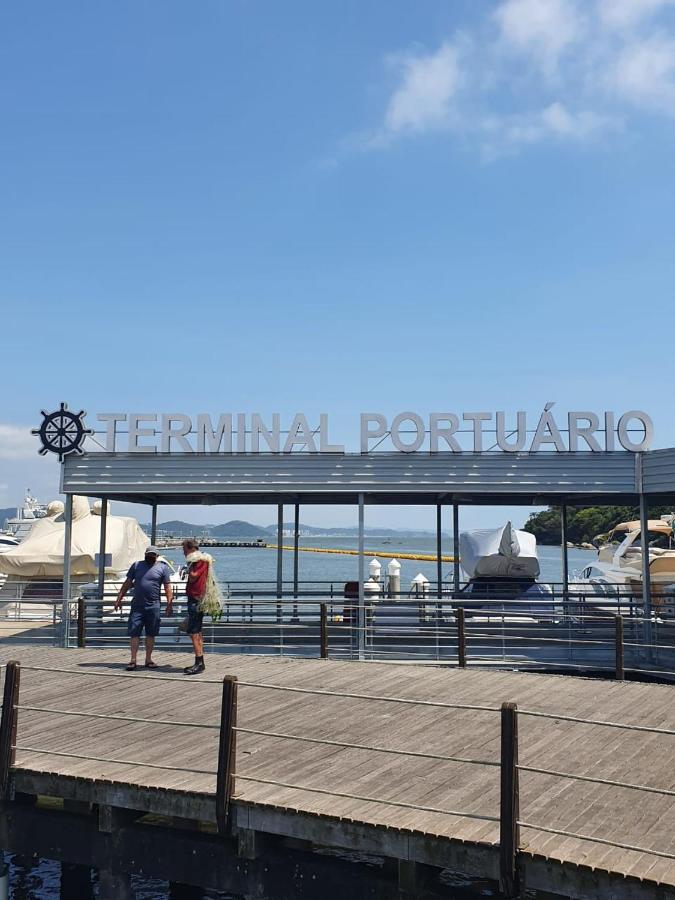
[146,518,450,538]
[211,521,269,538]
[151,520,212,537]
[267,523,450,537]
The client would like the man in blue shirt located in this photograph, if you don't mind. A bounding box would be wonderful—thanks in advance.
[114,546,173,670]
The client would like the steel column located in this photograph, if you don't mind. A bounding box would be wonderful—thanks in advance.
[97,498,108,598]
[276,503,283,599]
[62,494,73,647]
[639,492,653,650]
[150,504,158,544]
[293,503,300,600]
[560,504,569,605]
[453,503,460,595]
[357,493,365,660]
[436,502,443,600]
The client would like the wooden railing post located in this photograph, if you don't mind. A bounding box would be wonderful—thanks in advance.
[499,701,520,898]
[0,661,21,799]
[457,607,467,668]
[320,603,329,659]
[615,614,624,681]
[77,596,86,648]
[216,675,238,835]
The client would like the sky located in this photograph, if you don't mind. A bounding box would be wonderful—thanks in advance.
[2,0,675,531]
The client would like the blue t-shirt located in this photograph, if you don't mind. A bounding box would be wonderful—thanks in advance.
[127,560,171,608]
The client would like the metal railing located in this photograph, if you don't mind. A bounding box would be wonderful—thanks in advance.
[0,661,673,897]
[0,579,674,680]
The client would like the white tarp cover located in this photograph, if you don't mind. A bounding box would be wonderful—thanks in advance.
[460,522,540,579]
[0,496,149,578]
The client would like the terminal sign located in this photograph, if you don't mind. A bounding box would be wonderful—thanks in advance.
[91,405,652,454]
[33,404,654,458]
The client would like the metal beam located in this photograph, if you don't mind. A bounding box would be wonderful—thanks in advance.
[150,504,158,544]
[560,504,569,605]
[293,503,300,600]
[639,492,652,651]
[357,493,365,660]
[436,502,443,600]
[97,498,108,598]
[62,494,73,647]
[453,504,460,595]
[276,503,283,599]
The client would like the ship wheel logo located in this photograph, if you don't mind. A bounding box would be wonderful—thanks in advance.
[32,403,94,462]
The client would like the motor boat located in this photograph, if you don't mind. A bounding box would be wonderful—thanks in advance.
[1,491,49,543]
[572,517,675,618]
[455,522,556,620]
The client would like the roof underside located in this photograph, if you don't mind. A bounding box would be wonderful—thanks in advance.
[58,449,675,506]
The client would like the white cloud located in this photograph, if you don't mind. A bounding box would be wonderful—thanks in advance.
[0,424,38,460]
[353,0,675,159]
[383,43,462,136]
[598,0,675,30]
[481,102,618,157]
[609,34,675,112]
[494,0,585,73]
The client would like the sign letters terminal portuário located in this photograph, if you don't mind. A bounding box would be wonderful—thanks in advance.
[31,404,654,460]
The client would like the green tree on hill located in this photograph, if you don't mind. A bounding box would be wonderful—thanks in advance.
[522,505,675,546]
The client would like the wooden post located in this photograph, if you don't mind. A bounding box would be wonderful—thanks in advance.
[0,660,21,799]
[320,603,328,659]
[457,607,467,668]
[499,702,520,899]
[77,596,86,648]
[615,614,624,681]
[216,675,238,835]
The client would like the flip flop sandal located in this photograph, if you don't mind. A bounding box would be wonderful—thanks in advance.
[145,661,159,669]
[126,662,138,671]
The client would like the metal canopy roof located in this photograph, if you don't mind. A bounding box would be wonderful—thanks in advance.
[59,449,675,506]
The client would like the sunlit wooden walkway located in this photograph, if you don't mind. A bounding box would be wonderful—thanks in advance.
[0,644,674,899]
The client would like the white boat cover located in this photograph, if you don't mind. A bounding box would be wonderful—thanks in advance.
[460,522,540,579]
[0,496,149,578]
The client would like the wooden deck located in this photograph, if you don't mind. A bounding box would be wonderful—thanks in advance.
[1,644,674,897]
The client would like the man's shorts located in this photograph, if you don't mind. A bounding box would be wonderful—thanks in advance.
[186,599,204,635]
[127,605,161,638]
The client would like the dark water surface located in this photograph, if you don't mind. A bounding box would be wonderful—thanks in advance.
[4,852,546,899]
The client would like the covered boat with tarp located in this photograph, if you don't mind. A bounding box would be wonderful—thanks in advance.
[457,522,555,619]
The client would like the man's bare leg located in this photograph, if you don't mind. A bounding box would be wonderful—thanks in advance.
[129,637,139,665]
[190,632,204,657]
[144,636,155,665]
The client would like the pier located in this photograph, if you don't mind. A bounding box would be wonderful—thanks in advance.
[0,644,673,898]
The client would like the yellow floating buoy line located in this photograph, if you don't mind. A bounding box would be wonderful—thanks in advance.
[267,545,455,563]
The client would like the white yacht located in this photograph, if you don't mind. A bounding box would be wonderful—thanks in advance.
[573,517,675,617]
[1,491,49,543]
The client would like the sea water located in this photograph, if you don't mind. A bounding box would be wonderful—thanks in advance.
[157,536,596,589]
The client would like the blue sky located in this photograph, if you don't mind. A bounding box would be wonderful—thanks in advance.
[2,0,675,530]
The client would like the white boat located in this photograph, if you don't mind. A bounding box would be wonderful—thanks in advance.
[572,517,675,618]
[1,491,50,543]
[456,522,556,620]
[0,496,185,624]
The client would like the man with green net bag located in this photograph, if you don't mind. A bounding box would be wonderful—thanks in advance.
[181,539,222,675]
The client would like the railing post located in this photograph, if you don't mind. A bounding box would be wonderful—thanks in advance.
[615,614,624,681]
[77,596,86,648]
[216,675,238,835]
[499,701,520,899]
[457,607,467,668]
[320,603,328,659]
[0,661,21,800]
